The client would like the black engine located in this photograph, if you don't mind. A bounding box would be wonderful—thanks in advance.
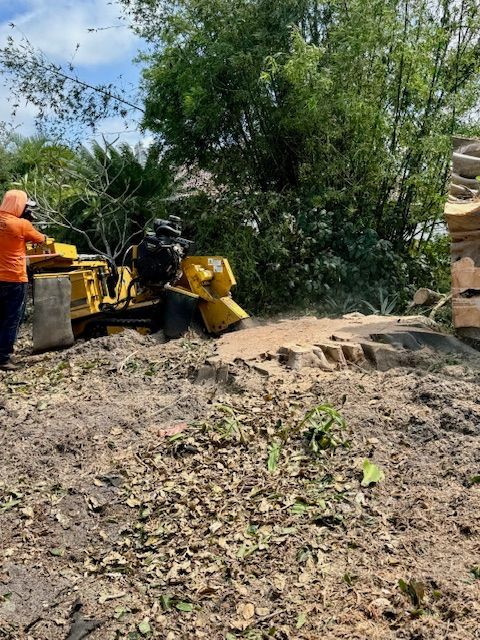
[135,216,192,287]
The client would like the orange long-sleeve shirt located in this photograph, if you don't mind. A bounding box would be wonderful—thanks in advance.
[0,190,45,283]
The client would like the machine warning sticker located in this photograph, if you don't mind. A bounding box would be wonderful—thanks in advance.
[208,258,224,273]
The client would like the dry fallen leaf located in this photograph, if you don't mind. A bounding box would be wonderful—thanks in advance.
[238,602,255,621]
[273,574,286,592]
[157,422,189,437]
[20,506,34,519]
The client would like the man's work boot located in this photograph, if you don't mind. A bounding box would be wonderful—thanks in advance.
[0,360,20,372]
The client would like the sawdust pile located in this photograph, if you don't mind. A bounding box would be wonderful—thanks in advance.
[0,324,479,640]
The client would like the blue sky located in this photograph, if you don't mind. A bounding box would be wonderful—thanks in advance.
[0,0,146,145]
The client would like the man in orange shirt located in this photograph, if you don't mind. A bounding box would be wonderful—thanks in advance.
[0,190,46,371]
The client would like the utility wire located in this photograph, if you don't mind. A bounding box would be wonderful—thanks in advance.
[20,57,146,114]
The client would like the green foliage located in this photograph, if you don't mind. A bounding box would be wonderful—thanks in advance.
[125,0,477,310]
[362,290,399,316]
[59,140,174,257]
[138,619,151,635]
[3,1,474,307]
[0,37,141,140]
[267,440,282,472]
[208,405,247,444]
[399,578,426,607]
[299,405,347,453]
[2,134,174,260]
[173,190,413,313]
[128,0,480,244]
[410,235,452,294]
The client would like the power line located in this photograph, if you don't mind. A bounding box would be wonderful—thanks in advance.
[22,57,146,114]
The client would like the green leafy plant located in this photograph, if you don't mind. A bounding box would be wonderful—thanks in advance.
[237,527,271,560]
[208,405,247,444]
[296,405,347,454]
[267,440,282,472]
[1,0,476,310]
[290,500,312,516]
[362,289,398,316]
[159,595,194,612]
[399,578,426,608]
[323,293,363,317]
[138,619,152,636]
[296,613,307,629]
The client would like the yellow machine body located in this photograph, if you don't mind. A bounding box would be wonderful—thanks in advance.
[179,256,249,333]
[27,238,249,342]
[28,240,135,336]
[33,266,133,329]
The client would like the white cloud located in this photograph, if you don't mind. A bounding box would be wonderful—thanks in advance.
[0,0,139,67]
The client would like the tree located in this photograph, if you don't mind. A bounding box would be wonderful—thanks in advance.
[7,136,175,260]
[122,0,480,247]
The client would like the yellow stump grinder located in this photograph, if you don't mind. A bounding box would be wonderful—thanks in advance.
[27,216,249,351]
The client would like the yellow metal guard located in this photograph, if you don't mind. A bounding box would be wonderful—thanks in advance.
[179,256,249,332]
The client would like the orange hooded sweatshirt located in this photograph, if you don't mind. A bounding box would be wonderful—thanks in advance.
[0,190,45,283]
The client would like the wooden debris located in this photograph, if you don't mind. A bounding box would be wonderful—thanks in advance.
[413,288,443,306]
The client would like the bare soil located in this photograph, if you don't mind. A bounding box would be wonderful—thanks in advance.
[0,318,479,640]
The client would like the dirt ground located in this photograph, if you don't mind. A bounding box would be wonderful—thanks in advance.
[0,316,479,640]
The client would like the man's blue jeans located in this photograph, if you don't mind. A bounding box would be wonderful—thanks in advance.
[0,282,27,364]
